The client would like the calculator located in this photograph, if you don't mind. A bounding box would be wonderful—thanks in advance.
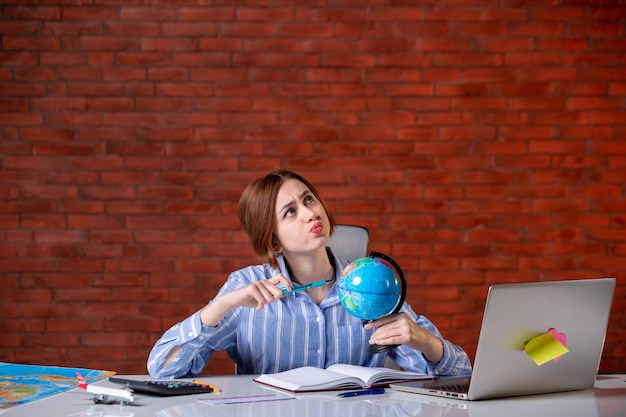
[108,377,214,396]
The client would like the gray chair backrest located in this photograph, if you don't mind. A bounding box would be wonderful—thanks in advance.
[328,225,369,262]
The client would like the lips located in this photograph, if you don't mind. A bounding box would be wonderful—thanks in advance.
[310,221,323,235]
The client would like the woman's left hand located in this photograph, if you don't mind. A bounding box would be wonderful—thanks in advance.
[364,313,444,363]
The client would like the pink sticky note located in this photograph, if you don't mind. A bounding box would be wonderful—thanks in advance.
[547,328,567,361]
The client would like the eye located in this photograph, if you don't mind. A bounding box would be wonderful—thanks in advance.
[284,207,295,218]
[304,195,315,205]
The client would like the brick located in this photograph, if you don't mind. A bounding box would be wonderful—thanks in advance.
[0,98,28,112]
[371,7,424,21]
[0,216,19,229]
[586,229,626,242]
[551,242,605,255]
[396,22,447,38]
[308,8,367,22]
[0,112,42,125]
[119,6,173,20]
[178,7,235,21]
[0,171,37,184]
[564,53,622,66]
[277,23,334,38]
[14,67,56,81]
[610,83,626,94]
[34,142,104,156]
[21,215,66,228]
[215,82,268,97]
[268,53,319,67]
[66,82,124,96]
[305,68,361,83]
[199,39,243,53]
[589,111,626,124]
[119,259,176,273]
[21,185,77,199]
[552,155,606,169]
[22,127,76,141]
[155,83,215,97]
[190,65,247,82]
[529,140,585,154]
[161,22,218,37]
[483,7,528,21]
[1,288,51,302]
[0,200,56,214]
[116,52,173,67]
[81,332,142,347]
[568,97,621,110]
[570,23,622,37]
[420,258,461,272]
[103,67,147,81]
[569,184,622,198]
[435,243,491,257]
[592,170,626,184]
[580,256,626,270]
[440,126,497,140]
[3,37,60,51]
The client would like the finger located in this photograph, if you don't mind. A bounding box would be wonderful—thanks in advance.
[257,281,289,307]
[268,273,292,293]
[370,324,399,341]
[369,332,402,346]
[369,327,410,346]
[256,281,282,300]
[363,313,400,329]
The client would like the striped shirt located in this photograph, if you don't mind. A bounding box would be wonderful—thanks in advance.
[147,251,472,378]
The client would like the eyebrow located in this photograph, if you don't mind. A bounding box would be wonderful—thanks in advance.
[278,189,311,215]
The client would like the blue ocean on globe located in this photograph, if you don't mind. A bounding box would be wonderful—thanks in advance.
[337,256,402,321]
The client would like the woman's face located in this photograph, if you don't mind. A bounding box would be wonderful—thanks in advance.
[273,178,331,256]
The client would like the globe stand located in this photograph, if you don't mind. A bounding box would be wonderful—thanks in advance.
[364,251,407,355]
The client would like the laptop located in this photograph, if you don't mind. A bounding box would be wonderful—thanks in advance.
[390,278,616,400]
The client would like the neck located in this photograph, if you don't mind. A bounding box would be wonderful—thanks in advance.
[284,247,335,286]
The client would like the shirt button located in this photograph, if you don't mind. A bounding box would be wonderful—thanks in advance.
[316,317,322,322]
[188,331,194,337]
[198,335,204,340]
[317,349,322,354]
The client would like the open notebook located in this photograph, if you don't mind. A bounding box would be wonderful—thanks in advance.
[391,278,615,400]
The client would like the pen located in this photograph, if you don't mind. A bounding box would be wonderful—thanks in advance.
[338,387,385,398]
[192,379,220,392]
[282,279,333,294]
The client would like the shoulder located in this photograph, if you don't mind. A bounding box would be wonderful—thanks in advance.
[226,263,280,286]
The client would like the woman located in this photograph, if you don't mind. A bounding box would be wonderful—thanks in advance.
[147,170,472,378]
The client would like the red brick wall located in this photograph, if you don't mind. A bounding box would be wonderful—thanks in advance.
[1,2,625,375]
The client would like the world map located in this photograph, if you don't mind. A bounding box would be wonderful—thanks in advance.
[0,362,114,409]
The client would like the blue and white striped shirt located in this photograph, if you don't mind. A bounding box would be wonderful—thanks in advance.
[147,251,472,378]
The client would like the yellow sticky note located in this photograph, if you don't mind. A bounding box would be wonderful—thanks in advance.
[524,331,569,366]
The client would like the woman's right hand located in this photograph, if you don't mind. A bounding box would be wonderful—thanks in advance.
[226,273,292,310]
[199,274,291,326]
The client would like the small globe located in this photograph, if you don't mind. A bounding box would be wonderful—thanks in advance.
[337,256,403,321]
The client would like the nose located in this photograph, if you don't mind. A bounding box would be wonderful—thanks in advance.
[301,204,318,221]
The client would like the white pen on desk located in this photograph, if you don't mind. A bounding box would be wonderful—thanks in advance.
[198,394,295,405]
[281,279,333,294]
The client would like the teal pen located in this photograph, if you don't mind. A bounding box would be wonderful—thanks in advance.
[282,279,333,294]
[338,387,385,398]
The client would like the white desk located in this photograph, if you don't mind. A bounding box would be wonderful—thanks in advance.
[2,374,625,417]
